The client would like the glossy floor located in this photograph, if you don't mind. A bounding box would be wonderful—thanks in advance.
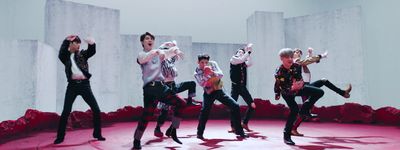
[1,120,399,150]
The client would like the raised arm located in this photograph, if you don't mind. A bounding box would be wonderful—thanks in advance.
[245,55,253,67]
[137,50,159,64]
[159,47,181,61]
[210,61,223,78]
[230,52,250,65]
[295,55,322,66]
[81,37,96,59]
[58,39,71,65]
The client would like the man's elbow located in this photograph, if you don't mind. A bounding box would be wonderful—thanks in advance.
[58,53,64,61]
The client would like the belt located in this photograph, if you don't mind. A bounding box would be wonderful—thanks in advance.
[165,81,175,85]
[69,79,89,84]
[145,81,164,87]
[232,82,245,85]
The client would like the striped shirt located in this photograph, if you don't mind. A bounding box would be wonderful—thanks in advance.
[161,56,178,79]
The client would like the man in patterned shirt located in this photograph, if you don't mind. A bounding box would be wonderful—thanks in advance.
[133,32,186,149]
[194,53,248,139]
[274,48,324,145]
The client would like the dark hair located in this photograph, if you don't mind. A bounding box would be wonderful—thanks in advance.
[140,32,155,42]
[72,36,81,43]
[293,48,302,55]
[236,48,245,54]
[197,53,210,61]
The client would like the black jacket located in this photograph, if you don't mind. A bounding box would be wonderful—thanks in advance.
[58,39,96,82]
[274,63,303,96]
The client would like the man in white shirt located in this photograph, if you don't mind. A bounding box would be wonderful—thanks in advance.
[229,46,256,132]
[133,32,186,149]
[55,35,105,144]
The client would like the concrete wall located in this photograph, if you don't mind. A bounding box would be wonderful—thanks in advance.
[45,0,121,113]
[35,42,58,112]
[285,6,365,106]
[246,11,286,104]
[0,40,56,121]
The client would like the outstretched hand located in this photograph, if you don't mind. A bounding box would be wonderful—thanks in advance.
[251,102,256,109]
[176,50,184,60]
[291,80,304,91]
[275,94,280,100]
[321,51,328,58]
[160,41,176,49]
[245,43,253,53]
[307,47,313,56]
[84,37,95,45]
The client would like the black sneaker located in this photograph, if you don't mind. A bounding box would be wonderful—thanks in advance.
[154,126,163,137]
[284,132,295,145]
[197,134,204,140]
[53,137,64,144]
[133,139,141,149]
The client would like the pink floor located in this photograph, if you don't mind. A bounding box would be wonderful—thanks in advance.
[1,120,399,150]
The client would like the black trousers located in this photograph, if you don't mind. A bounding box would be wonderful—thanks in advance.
[230,83,254,126]
[282,85,324,132]
[56,81,102,138]
[134,82,186,140]
[295,79,345,130]
[197,90,244,136]
[311,79,345,95]
[156,81,196,127]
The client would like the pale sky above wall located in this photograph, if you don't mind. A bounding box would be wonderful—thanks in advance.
[64,0,364,43]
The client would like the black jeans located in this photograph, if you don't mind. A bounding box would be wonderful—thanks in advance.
[56,81,102,138]
[197,90,244,136]
[156,81,196,127]
[134,81,186,140]
[230,83,254,126]
[295,79,344,130]
[311,79,345,96]
[282,85,324,132]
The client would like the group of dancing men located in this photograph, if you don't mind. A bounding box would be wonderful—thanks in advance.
[53,32,352,149]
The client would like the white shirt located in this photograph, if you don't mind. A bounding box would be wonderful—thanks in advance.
[70,52,87,80]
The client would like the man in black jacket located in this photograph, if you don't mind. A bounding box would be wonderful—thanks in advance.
[274,48,324,145]
[54,35,105,144]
